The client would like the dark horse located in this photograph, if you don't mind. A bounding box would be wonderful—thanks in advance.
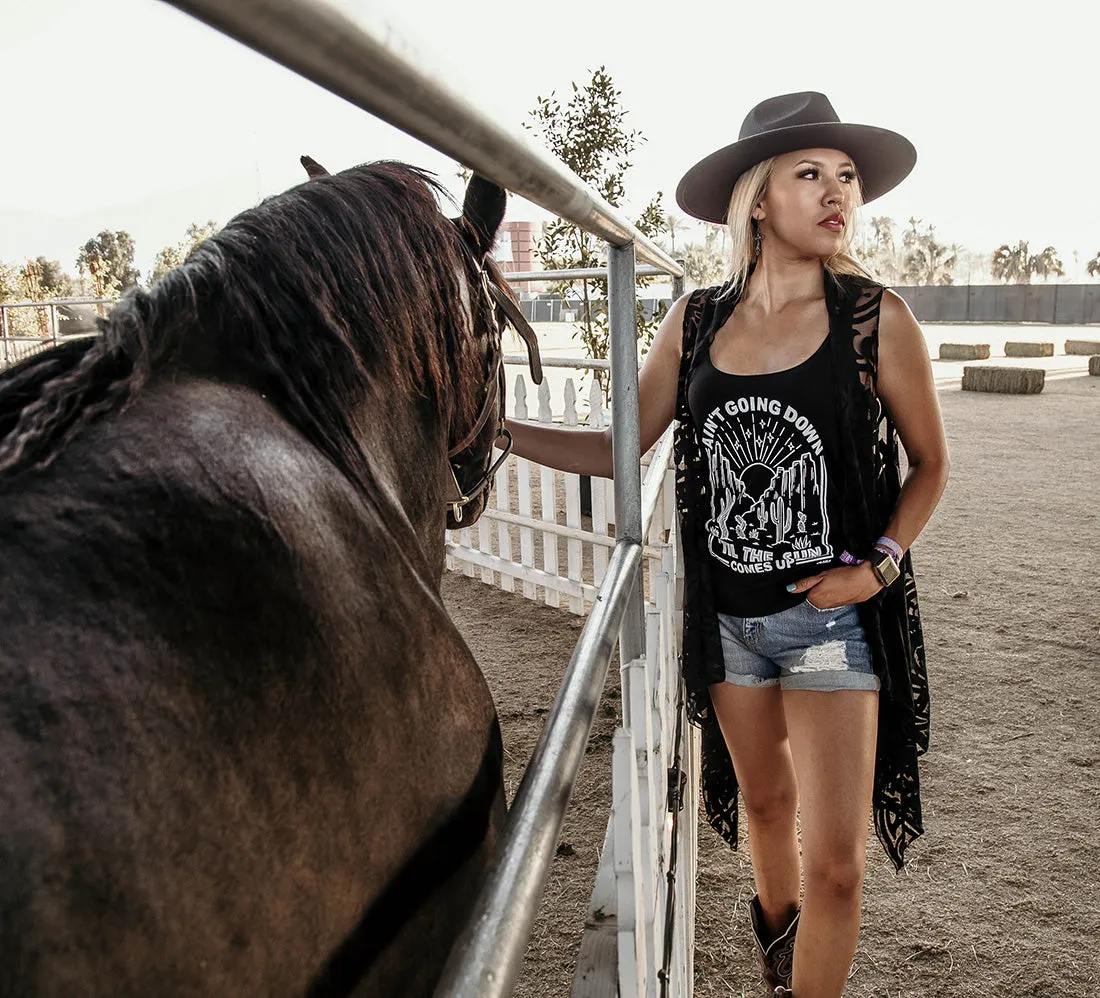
[0,159,542,997]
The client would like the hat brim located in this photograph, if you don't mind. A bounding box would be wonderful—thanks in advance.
[675,122,917,224]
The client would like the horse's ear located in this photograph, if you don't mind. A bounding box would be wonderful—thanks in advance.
[301,155,330,179]
[459,174,507,257]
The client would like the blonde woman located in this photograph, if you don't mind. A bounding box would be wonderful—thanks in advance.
[508,92,947,997]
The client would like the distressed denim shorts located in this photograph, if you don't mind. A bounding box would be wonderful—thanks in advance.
[717,599,880,692]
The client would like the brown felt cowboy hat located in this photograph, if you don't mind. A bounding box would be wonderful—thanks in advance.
[675,91,917,224]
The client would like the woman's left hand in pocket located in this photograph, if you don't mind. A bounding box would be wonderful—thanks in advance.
[787,563,883,609]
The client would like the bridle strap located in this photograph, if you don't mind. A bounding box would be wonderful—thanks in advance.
[447,360,500,459]
[484,282,543,384]
[445,235,543,521]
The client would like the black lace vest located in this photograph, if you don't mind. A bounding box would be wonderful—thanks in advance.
[673,272,931,870]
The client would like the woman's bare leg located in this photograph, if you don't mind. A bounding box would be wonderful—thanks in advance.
[709,682,800,934]
[782,689,878,998]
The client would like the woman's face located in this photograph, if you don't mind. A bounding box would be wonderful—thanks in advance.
[755,147,859,258]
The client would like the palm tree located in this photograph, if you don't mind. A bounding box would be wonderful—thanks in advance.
[703,221,727,255]
[664,211,688,253]
[900,218,958,285]
[902,241,958,285]
[991,241,1030,284]
[991,241,1064,283]
[855,215,904,284]
[1030,246,1064,282]
[1087,252,1100,278]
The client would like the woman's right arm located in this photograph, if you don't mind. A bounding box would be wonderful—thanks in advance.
[506,294,689,478]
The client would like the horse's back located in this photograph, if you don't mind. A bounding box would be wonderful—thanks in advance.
[0,375,503,997]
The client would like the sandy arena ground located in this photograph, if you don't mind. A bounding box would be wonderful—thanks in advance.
[442,370,1100,998]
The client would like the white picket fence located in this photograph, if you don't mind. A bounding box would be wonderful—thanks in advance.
[445,369,676,616]
[445,363,699,998]
[608,544,699,998]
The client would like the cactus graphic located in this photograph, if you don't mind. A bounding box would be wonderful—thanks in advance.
[770,495,793,544]
[756,501,768,530]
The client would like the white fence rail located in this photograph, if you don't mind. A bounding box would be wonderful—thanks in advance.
[446,371,675,616]
[570,474,697,998]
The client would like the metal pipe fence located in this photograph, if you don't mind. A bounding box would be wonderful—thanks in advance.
[433,541,642,998]
[0,298,118,369]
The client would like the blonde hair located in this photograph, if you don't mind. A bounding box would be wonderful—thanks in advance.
[722,154,873,294]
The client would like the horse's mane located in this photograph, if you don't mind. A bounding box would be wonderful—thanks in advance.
[0,162,484,489]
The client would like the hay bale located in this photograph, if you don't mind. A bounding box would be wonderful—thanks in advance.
[962,366,1045,394]
[1004,341,1054,358]
[1089,356,1100,376]
[1065,339,1100,356]
[939,343,990,361]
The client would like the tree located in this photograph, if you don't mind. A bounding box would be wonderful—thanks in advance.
[20,261,54,334]
[672,222,727,288]
[526,66,666,385]
[991,240,1065,284]
[0,261,19,303]
[853,216,962,286]
[664,210,689,254]
[703,221,728,255]
[0,259,62,336]
[1029,245,1065,282]
[30,257,75,297]
[76,255,122,304]
[677,243,725,288]
[854,215,904,285]
[1087,252,1100,278]
[990,242,1027,284]
[900,218,959,286]
[76,230,140,293]
[149,220,220,286]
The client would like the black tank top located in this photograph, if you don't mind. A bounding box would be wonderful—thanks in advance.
[687,333,849,617]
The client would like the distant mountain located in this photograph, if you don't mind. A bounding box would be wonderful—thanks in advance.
[0,174,267,279]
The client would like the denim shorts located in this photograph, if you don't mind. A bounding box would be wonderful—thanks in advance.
[717,599,880,692]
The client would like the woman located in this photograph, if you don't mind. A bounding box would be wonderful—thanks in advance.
[509,92,948,998]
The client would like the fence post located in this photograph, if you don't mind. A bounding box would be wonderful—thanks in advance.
[608,241,644,666]
[672,259,685,302]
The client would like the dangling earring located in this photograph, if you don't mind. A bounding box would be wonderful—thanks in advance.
[752,219,763,258]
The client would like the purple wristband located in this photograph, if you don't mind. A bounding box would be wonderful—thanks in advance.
[874,536,904,561]
[840,550,865,566]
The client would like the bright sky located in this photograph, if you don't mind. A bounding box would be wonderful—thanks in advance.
[1,0,1097,280]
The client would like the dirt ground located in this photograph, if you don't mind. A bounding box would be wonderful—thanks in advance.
[441,373,1100,998]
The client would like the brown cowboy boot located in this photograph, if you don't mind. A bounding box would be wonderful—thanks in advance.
[749,894,799,992]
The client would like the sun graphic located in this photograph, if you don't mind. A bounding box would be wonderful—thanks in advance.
[740,461,776,501]
[709,413,801,479]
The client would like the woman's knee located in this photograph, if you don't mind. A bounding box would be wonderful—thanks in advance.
[740,778,797,827]
[804,846,866,901]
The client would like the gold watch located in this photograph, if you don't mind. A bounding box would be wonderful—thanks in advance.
[870,549,900,588]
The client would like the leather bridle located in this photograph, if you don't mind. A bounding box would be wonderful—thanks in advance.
[445,243,543,524]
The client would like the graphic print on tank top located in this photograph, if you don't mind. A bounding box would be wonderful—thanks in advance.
[699,396,834,574]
